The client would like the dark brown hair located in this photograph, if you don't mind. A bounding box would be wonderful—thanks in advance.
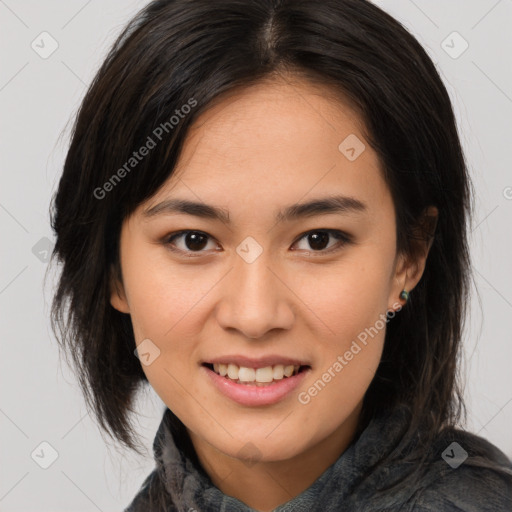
[51,0,481,486]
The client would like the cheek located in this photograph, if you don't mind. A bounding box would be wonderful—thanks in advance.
[119,248,208,393]
[299,256,392,342]
[294,257,390,405]
[296,288,387,440]
[123,244,215,340]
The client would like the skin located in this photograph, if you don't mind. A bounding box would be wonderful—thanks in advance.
[111,74,436,511]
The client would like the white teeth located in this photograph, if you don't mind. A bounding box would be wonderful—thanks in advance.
[283,365,294,377]
[255,367,274,382]
[211,363,302,383]
[238,367,256,382]
[227,364,239,380]
[272,364,284,379]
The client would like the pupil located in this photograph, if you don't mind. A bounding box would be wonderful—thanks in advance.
[309,232,329,251]
[186,232,208,251]
[183,232,330,252]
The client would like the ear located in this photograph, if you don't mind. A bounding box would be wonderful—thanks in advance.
[109,263,130,313]
[388,205,438,310]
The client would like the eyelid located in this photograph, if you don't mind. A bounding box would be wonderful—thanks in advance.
[163,229,352,257]
[163,230,220,257]
[291,230,352,255]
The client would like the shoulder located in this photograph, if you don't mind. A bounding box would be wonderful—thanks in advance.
[409,428,512,512]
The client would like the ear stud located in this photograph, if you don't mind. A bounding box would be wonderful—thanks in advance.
[399,289,409,303]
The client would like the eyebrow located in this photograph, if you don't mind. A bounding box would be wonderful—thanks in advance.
[143,195,368,224]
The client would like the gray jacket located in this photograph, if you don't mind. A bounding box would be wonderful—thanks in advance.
[124,405,512,511]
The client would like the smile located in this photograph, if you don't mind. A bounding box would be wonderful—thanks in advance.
[201,361,311,406]
[205,362,306,385]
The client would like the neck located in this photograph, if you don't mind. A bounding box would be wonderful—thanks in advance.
[187,402,363,512]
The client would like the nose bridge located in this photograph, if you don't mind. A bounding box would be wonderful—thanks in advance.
[237,253,275,306]
[216,248,294,338]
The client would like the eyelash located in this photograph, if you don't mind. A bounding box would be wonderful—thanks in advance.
[163,229,352,258]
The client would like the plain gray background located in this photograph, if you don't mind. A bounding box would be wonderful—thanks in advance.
[1,0,511,510]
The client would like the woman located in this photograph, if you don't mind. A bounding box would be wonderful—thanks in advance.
[50,0,512,510]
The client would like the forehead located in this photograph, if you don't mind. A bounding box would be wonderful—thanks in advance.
[142,76,392,220]
[176,77,366,172]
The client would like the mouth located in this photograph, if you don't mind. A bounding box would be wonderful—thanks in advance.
[202,362,311,387]
[201,359,312,406]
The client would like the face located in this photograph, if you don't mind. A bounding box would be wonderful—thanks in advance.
[111,76,423,464]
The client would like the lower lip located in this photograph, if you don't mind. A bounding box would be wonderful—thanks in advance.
[202,365,310,406]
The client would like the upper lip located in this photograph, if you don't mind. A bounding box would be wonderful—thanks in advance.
[204,355,310,368]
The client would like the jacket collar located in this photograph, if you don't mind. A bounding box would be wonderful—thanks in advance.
[148,404,415,511]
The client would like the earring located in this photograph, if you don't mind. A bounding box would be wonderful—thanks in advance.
[399,289,409,303]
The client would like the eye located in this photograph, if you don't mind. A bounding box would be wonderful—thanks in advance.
[163,229,352,257]
[164,230,219,256]
[292,230,351,255]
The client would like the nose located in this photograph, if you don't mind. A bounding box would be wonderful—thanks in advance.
[215,253,295,339]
